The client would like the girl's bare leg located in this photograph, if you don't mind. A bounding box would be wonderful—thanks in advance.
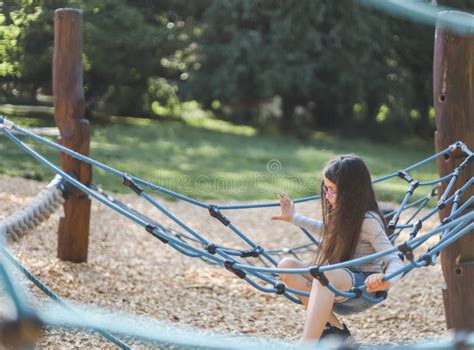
[278,257,312,303]
[277,258,344,328]
[327,309,343,328]
[301,269,352,343]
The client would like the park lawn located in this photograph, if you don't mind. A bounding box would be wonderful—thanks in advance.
[0,106,439,204]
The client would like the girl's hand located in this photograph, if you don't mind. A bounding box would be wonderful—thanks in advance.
[271,193,295,222]
[365,273,391,292]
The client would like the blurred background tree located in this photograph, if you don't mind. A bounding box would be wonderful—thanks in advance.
[1,0,472,140]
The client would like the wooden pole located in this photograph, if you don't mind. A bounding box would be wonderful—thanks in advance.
[433,11,474,331]
[53,8,91,263]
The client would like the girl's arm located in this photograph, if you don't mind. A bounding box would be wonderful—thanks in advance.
[291,212,323,238]
[364,216,404,290]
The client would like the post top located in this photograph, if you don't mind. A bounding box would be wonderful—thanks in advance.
[54,8,82,15]
[438,10,474,20]
[436,10,474,35]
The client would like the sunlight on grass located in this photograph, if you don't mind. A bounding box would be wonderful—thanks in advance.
[373,180,434,203]
[0,107,444,204]
[180,102,256,136]
[0,104,54,117]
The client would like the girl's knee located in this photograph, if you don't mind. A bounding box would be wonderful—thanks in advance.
[277,257,300,269]
[278,258,301,283]
[324,269,353,290]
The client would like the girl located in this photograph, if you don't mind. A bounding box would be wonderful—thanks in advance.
[271,155,404,343]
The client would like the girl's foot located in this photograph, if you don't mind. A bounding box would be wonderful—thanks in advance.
[320,322,351,340]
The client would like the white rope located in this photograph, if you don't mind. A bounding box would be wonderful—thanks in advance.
[0,176,65,241]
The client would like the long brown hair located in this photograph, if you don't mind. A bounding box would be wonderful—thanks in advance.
[313,155,385,265]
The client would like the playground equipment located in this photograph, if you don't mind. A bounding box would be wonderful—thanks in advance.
[0,116,472,349]
[432,10,474,330]
[53,8,92,263]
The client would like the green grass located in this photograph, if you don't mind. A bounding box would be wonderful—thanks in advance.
[0,104,55,122]
[0,104,439,203]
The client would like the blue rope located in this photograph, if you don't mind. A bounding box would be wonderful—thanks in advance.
[36,304,299,349]
[32,300,474,349]
[359,0,474,35]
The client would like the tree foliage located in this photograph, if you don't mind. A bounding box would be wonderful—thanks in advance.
[1,0,473,140]
[185,0,439,139]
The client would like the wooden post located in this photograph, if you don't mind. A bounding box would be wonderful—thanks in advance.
[53,9,91,263]
[433,11,474,331]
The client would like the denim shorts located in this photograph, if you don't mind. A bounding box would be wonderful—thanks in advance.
[332,269,379,316]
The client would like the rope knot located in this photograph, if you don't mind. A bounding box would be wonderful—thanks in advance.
[309,265,329,286]
[122,174,143,195]
[418,254,433,266]
[398,242,414,262]
[274,282,286,295]
[224,260,246,279]
[205,243,217,255]
[208,205,230,226]
[145,224,168,244]
[375,290,388,300]
[241,245,264,258]
[350,287,362,298]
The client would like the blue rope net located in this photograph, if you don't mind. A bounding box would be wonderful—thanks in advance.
[0,115,473,348]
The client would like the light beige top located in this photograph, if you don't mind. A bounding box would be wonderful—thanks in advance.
[291,211,404,285]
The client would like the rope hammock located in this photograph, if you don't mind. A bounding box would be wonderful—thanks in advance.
[0,115,473,349]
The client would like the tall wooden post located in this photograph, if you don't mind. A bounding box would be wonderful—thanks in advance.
[53,9,91,262]
[433,11,474,331]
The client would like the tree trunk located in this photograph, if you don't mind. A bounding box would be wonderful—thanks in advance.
[280,98,295,135]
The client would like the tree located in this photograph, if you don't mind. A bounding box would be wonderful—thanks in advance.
[185,0,398,136]
[0,0,204,117]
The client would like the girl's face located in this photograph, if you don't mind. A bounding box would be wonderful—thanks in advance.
[323,176,337,207]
